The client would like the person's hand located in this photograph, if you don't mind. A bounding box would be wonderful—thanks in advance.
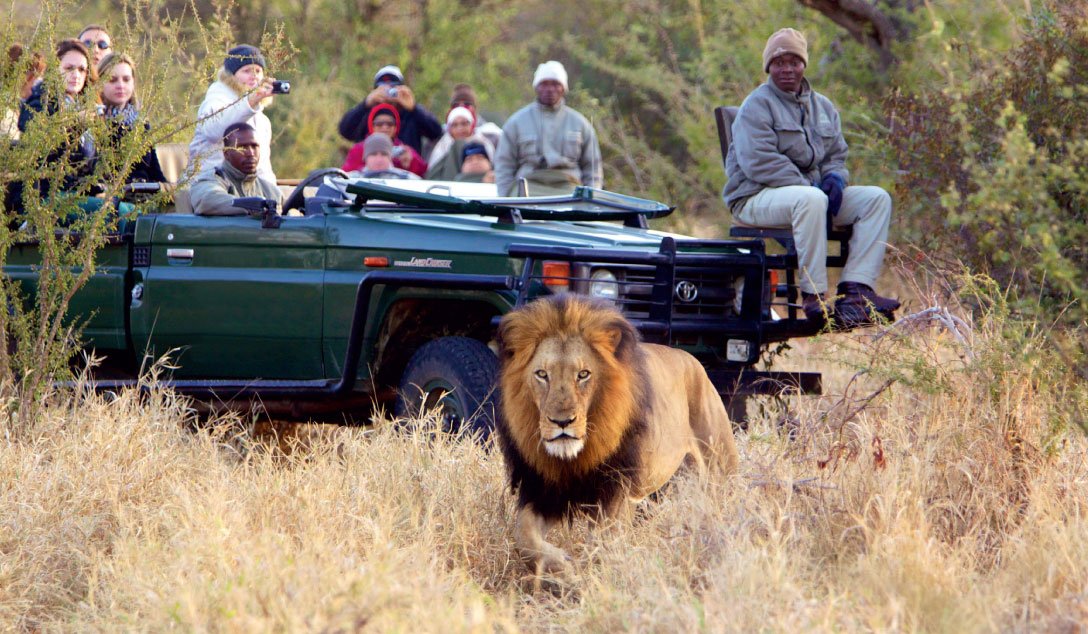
[247,77,275,108]
[818,173,845,216]
[393,146,412,169]
[365,86,390,107]
[392,85,416,111]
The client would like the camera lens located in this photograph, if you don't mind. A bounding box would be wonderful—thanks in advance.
[271,80,291,94]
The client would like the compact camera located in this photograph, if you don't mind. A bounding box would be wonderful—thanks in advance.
[271,80,291,95]
[387,86,399,98]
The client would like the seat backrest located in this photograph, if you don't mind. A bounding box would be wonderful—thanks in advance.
[156,143,189,185]
[173,188,194,215]
[713,106,739,178]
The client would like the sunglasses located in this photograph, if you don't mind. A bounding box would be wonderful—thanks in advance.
[82,39,112,50]
[451,101,474,108]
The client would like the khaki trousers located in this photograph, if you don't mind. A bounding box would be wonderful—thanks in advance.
[734,185,892,295]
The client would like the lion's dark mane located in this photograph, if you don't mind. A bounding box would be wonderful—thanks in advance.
[496,295,654,521]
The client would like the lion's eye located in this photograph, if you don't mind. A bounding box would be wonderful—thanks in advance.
[534,369,548,380]
[577,369,591,380]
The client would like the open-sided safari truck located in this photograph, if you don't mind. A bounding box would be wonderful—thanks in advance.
[4,149,838,434]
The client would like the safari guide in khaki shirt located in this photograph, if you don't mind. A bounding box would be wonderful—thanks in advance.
[494,61,603,197]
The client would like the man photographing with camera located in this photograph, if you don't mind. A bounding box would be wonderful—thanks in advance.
[337,64,442,154]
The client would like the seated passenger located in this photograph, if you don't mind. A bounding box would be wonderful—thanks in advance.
[338,64,442,154]
[17,39,99,191]
[347,132,419,180]
[3,44,44,140]
[340,104,426,177]
[425,106,495,181]
[724,28,899,327]
[77,24,113,67]
[454,142,494,183]
[190,122,282,216]
[188,44,279,182]
[96,52,166,184]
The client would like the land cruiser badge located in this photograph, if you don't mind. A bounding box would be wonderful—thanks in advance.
[393,256,453,269]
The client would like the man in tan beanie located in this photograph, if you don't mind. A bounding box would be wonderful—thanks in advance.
[724,27,899,328]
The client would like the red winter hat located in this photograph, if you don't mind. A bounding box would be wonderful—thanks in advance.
[367,103,401,136]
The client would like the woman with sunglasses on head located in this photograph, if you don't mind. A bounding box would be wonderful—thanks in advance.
[96,52,166,184]
[77,24,112,67]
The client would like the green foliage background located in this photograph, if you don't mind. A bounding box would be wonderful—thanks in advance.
[3,0,1085,364]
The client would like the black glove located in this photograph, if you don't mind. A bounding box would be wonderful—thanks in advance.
[818,173,845,217]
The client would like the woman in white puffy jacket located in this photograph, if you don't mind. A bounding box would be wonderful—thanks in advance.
[187,44,278,183]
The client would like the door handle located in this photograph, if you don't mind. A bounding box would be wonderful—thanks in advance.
[166,248,194,260]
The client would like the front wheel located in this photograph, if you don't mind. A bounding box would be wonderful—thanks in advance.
[393,336,499,440]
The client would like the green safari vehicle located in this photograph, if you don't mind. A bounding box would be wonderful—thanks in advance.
[4,173,826,435]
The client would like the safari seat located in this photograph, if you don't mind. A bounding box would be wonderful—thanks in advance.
[172,188,194,215]
[156,143,189,186]
[715,105,853,320]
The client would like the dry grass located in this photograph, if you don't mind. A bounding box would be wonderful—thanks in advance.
[2,311,1087,632]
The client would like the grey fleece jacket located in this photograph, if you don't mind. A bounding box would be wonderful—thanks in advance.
[494,100,603,196]
[190,162,283,216]
[723,78,849,211]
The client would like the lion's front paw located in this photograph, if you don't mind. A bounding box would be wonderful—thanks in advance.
[535,548,572,577]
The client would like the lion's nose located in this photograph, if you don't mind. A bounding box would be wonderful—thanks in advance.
[549,416,575,429]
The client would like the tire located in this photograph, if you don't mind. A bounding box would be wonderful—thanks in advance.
[393,336,499,440]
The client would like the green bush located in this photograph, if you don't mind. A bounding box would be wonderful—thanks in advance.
[886,2,1088,328]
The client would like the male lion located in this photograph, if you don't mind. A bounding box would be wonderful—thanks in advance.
[496,294,739,576]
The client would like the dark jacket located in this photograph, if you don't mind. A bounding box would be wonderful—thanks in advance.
[100,112,167,184]
[17,82,98,193]
[338,101,442,154]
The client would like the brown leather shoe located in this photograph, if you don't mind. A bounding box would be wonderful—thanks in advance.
[801,292,828,322]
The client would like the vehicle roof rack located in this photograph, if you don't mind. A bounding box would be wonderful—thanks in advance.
[346,181,674,228]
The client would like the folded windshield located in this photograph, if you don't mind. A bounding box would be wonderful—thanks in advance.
[343,179,674,225]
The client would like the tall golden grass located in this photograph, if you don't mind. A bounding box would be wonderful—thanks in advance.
[2,296,1086,631]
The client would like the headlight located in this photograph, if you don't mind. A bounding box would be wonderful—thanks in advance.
[588,268,619,304]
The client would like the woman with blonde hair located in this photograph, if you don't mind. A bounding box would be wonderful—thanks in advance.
[187,45,278,182]
[97,51,165,183]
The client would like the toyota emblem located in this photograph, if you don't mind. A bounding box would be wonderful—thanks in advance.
[674,280,698,303]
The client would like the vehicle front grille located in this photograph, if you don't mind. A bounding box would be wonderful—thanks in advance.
[614,263,739,322]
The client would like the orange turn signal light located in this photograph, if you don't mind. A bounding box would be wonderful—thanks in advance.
[364,256,390,267]
[769,269,778,290]
[542,261,571,290]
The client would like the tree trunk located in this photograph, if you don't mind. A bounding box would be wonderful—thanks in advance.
[795,0,899,70]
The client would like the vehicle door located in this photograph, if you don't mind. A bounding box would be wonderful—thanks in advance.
[129,214,326,379]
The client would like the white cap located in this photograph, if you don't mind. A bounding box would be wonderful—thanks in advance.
[446,106,474,126]
[373,64,404,86]
[532,60,568,91]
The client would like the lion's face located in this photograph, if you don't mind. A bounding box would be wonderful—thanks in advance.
[526,335,602,460]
